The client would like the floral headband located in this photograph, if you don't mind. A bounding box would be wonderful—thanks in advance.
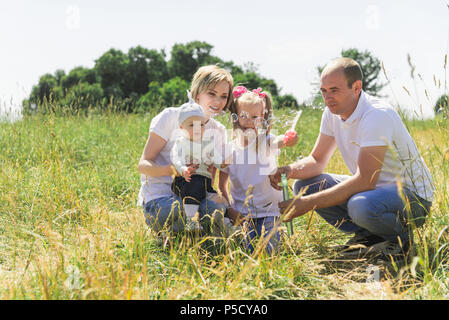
[233,86,267,99]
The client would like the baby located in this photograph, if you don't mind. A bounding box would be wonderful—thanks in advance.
[171,97,226,232]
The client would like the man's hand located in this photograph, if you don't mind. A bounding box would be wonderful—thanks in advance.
[269,165,292,190]
[278,199,295,222]
[278,197,309,222]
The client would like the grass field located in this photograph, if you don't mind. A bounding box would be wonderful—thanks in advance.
[0,106,448,300]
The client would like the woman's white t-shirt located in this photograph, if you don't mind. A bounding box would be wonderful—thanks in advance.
[138,107,227,206]
[221,134,283,218]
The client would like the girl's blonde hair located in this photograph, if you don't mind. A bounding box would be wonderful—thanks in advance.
[190,65,234,111]
[230,88,274,134]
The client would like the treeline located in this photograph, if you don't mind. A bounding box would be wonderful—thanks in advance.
[23,41,300,114]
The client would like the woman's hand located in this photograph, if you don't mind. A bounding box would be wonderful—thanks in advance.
[227,207,246,226]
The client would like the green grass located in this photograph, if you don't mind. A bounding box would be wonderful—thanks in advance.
[0,107,448,299]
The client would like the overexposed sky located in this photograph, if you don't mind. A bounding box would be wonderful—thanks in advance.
[1,0,448,118]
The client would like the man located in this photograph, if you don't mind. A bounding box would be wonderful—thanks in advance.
[271,57,434,259]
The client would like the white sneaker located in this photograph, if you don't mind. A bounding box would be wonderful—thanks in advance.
[223,217,242,238]
[339,239,411,259]
[156,231,171,248]
[185,218,203,233]
[371,240,411,257]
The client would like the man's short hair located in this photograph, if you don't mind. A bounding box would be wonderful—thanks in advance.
[326,58,364,88]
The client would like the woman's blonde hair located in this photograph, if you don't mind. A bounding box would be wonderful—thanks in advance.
[190,65,234,111]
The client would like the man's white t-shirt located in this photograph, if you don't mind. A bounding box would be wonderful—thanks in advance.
[320,91,434,201]
[138,107,227,206]
[221,134,283,218]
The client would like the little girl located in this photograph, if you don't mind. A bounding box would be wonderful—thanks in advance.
[219,86,298,254]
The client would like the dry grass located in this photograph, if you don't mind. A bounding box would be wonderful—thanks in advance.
[0,107,448,300]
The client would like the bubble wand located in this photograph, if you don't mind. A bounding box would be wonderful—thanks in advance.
[282,109,302,236]
[281,173,294,236]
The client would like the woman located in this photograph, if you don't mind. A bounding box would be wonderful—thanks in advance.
[138,65,234,235]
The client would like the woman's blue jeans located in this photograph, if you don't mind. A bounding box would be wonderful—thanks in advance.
[293,174,432,243]
[143,195,227,234]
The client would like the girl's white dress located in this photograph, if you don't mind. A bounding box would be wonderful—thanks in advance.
[221,134,283,219]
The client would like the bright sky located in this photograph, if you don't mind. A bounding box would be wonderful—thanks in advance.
[1,0,448,119]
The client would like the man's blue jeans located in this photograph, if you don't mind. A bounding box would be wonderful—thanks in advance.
[293,174,432,243]
[143,195,227,234]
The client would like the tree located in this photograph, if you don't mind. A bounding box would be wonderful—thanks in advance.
[29,73,62,104]
[233,71,279,97]
[54,69,66,85]
[125,46,168,96]
[434,95,449,115]
[94,46,168,101]
[276,94,300,109]
[61,66,100,94]
[136,77,190,112]
[24,41,299,113]
[316,48,386,97]
[94,48,129,99]
[231,62,302,108]
[168,41,222,81]
[233,62,280,97]
[62,82,104,110]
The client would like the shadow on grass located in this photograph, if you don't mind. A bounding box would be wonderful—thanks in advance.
[309,239,449,296]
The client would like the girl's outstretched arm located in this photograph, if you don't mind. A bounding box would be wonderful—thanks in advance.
[268,131,299,149]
